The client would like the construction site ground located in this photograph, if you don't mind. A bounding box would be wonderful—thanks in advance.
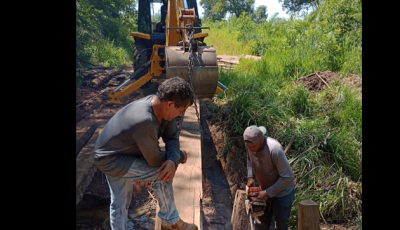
[76,56,361,230]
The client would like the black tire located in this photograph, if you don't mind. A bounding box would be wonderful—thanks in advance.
[132,42,152,89]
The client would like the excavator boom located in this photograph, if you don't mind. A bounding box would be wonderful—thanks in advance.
[108,0,226,103]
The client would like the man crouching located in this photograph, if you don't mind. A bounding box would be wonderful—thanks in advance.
[92,77,198,230]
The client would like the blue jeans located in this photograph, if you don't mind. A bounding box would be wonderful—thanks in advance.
[259,188,295,230]
[105,154,180,230]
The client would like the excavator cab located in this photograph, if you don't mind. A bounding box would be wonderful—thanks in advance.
[108,0,225,104]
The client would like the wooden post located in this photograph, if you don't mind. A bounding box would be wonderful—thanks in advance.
[231,189,265,230]
[298,200,319,230]
[231,189,251,230]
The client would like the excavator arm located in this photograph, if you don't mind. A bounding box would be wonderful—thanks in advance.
[108,0,229,104]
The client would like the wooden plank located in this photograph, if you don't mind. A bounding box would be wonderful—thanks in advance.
[181,101,201,130]
[76,126,104,205]
[231,189,252,230]
[154,103,202,229]
[174,102,202,227]
[298,200,319,230]
[76,124,97,156]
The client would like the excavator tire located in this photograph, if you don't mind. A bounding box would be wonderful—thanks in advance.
[132,42,152,89]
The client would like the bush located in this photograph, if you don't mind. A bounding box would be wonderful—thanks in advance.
[209,0,362,224]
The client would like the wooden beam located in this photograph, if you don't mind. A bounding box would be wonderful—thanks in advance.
[76,124,97,156]
[154,104,202,229]
[298,200,319,230]
[231,189,251,230]
[76,126,104,205]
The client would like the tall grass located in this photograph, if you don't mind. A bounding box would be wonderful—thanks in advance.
[85,38,131,67]
[202,18,255,55]
[207,0,361,227]
[204,0,361,77]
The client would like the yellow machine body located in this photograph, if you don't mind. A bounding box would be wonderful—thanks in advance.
[108,0,225,103]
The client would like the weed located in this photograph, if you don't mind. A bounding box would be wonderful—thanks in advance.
[356,218,362,229]
[207,0,362,223]
[76,74,84,86]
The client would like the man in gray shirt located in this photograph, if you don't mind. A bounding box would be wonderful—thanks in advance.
[92,77,198,230]
[244,125,295,230]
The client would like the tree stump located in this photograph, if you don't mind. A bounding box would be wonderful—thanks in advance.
[298,200,319,230]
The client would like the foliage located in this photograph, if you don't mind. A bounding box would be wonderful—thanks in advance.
[356,218,362,228]
[200,0,228,21]
[76,74,84,86]
[251,5,268,23]
[85,38,131,67]
[227,0,255,18]
[203,0,361,75]
[200,0,255,20]
[278,0,321,13]
[206,0,362,225]
[76,0,137,68]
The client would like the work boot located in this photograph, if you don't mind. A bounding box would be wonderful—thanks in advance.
[161,219,198,230]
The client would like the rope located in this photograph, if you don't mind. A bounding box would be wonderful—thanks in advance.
[76,89,108,108]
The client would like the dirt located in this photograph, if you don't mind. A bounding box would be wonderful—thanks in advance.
[76,64,361,230]
[200,101,234,230]
[296,71,362,97]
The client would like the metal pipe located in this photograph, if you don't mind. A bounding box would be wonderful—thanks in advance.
[114,61,152,92]
[218,81,229,91]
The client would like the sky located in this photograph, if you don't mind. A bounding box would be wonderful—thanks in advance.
[197,0,290,19]
[149,0,291,20]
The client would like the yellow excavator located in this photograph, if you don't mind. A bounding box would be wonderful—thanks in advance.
[107,0,228,104]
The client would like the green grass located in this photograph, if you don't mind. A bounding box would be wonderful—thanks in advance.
[85,38,131,67]
[202,19,255,55]
[207,0,362,227]
[214,63,361,227]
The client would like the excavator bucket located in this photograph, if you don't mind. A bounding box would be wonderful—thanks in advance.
[165,46,219,99]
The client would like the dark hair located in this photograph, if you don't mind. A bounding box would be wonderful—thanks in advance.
[156,77,194,108]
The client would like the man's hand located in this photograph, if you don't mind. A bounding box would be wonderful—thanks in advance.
[181,150,188,164]
[247,177,255,187]
[256,190,269,201]
[156,160,177,182]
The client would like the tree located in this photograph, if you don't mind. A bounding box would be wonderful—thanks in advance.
[200,0,255,20]
[200,0,228,21]
[251,5,268,23]
[278,0,320,13]
[227,0,255,18]
[76,0,137,67]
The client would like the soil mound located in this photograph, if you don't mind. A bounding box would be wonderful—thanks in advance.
[296,71,341,92]
[296,71,362,96]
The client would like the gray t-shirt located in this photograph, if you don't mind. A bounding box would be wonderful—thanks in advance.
[92,95,183,177]
[247,136,294,198]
